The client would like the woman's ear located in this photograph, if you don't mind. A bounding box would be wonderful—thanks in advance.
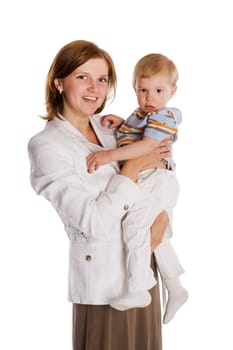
[54,78,63,94]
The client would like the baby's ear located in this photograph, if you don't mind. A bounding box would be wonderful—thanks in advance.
[171,84,177,96]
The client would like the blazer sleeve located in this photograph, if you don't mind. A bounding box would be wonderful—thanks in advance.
[28,136,143,240]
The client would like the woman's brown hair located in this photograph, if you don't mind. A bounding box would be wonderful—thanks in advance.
[43,40,117,121]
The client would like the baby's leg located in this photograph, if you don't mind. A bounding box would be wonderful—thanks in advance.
[162,275,189,324]
[111,170,184,312]
[155,239,188,324]
[110,192,159,311]
[144,169,188,322]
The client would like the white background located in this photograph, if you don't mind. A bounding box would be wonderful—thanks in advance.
[1,0,232,349]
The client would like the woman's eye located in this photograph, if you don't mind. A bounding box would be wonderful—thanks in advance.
[99,78,108,83]
[77,75,86,80]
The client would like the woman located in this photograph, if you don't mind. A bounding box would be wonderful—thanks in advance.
[28,40,172,350]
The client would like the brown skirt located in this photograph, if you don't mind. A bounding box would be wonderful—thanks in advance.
[73,254,162,350]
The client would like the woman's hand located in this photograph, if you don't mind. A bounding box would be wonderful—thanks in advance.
[137,137,173,171]
[120,136,173,182]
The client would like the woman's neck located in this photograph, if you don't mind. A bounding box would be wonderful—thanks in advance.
[62,109,102,146]
[62,111,89,131]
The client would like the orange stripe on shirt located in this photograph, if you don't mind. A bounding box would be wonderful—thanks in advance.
[147,120,178,134]
[118,137,136,146]
[118,124,144,134]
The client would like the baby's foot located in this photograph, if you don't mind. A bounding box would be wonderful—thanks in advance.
[111,291,151,311]
[163,288,189,324]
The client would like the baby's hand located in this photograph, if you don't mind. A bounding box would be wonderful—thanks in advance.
[101,114,124,129]
[86,150,112,173]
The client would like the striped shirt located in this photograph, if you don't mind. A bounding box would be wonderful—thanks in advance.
[117,107,182,147]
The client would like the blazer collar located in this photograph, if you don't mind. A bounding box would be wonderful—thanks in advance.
[49,114,116,149]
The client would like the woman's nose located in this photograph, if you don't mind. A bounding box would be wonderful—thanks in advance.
[87,79,98,91]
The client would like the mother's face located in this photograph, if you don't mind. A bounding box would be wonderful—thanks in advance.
[55,58,109,118]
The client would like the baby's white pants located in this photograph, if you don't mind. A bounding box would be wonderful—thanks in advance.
[122,168,185,293]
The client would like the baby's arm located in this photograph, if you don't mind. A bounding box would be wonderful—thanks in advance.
[86,136,160,172]
[101,114,124,129]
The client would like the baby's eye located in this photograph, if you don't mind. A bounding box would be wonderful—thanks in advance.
[140,88,147,93]
[156,89,162,94]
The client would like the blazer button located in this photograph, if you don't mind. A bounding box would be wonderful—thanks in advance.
[85,255,92,261]
[123,204,129,211]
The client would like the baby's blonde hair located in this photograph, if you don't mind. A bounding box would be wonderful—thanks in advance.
[133,53,178,87]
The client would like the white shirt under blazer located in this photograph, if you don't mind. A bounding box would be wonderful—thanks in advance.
[28,114,148,304]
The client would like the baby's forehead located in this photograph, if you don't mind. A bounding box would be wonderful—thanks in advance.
[136,73,172,87]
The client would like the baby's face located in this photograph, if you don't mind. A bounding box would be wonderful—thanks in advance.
[134,73,177,113]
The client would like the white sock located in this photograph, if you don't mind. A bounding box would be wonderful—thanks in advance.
[110,291,151,311]
[163,277,188,324]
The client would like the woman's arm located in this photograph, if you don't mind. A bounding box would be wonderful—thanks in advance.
[28,132,171,240]
[86,136,172,172]
[119,137,172,182]
[28,136,166,240]
[150,211,169,251]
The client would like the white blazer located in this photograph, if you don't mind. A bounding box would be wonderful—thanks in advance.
[28,115,145,304]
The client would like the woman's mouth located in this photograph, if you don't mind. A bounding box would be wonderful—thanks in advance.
[84,96,98,102]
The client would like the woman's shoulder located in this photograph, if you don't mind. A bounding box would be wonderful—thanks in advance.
[28,119,62,153]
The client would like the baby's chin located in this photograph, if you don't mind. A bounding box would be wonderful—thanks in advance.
[144,108,158,113]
